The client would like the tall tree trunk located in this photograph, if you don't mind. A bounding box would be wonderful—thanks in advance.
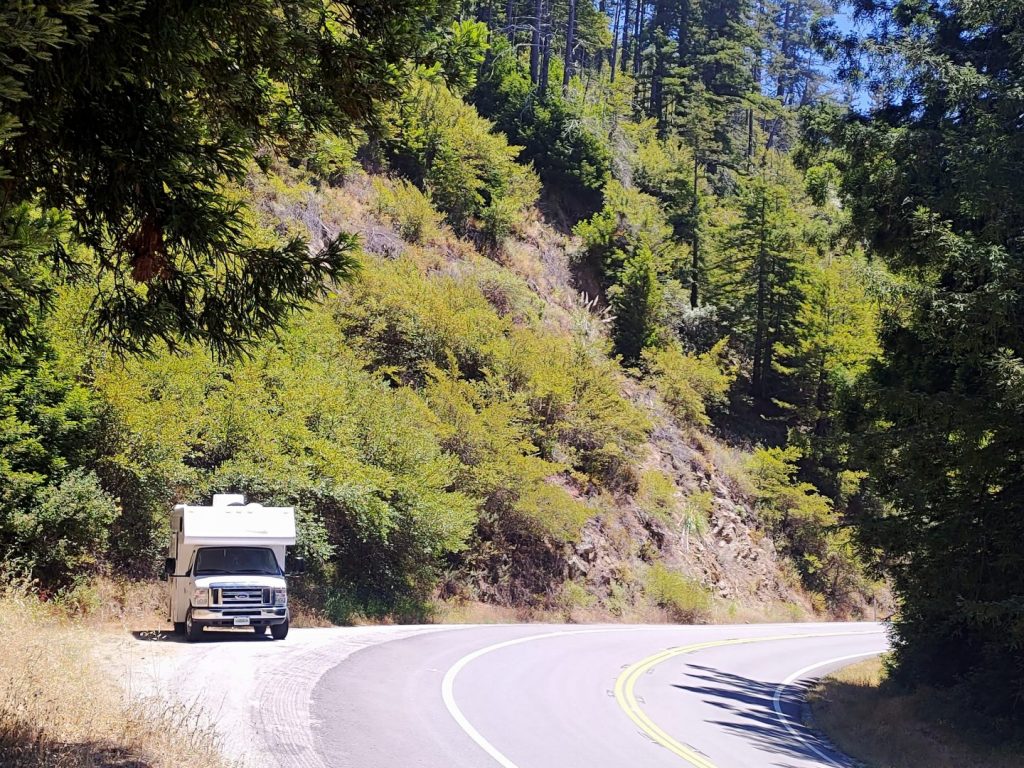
[746,107,754,169]
[505,0,516,39]
[539,10,551,97]
[632,0,643,75]
[563,0,577,94]
[530,0,542,84]
[620,0,632,74]
[751,190,769,398]
[690,150,700,308]
[610,0,622,81]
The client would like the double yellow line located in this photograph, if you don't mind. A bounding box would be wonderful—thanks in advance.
[613,631,874,768]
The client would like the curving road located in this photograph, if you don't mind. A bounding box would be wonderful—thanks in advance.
[313,622,886,768]
[121,621,885,768]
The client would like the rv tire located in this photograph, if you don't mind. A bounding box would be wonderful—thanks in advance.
[270,618,289,640]
[185,609,203,642]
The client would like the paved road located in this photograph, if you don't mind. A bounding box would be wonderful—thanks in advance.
[121,621,884,768]
[313,622,886,768]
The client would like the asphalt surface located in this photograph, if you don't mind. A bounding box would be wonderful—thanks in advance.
[313,622,887,768]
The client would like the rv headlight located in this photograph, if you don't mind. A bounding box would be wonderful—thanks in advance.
[273,588,287,606]
[192,588,209,607]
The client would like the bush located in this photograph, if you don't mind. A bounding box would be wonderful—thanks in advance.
[304,131,361,184]
[379,71,539,242]
[643,338,736,426]
[10,469,118,587]
[645,563,711,622]
[514,481,592,542]
[573,180,675,282]
[637,470,680,525]
[373,177,443,243]
[609,244,664,365]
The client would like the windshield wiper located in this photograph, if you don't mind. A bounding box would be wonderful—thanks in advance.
[195,568,231,574]
[235,569,277,575]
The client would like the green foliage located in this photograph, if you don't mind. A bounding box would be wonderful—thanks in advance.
[645,563,712,622]
[644,339,736,427]
[637,471,680,525]
[609,244,665,365]
[832,0,1024,728]
[332,259,649,484]
[10,469,118,587]
[379,71,539,243]
[431,20,491,94]
[574,180,677,281]
[471,38,611,217]
[0,0,448,356]
[303,132,362,185]
[90,310,478,607]
[373,178,444,244]
[745,443,865,609]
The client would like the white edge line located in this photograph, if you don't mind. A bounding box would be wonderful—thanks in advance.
[442,627,884,768]
[771,650,884,767]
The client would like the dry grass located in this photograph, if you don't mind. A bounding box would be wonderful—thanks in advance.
[56,577,168,631]
[0,585,227,768]
[808,657,1021,768]
[709,598,812,624]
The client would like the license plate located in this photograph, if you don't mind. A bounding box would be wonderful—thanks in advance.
[233,617,251,626]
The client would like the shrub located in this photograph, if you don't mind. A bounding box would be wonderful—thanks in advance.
[574,180,674,282]
[373,177,443,243]
[682,490,713,538]
[514,481,592,542]
[379,71,539,241]
[304,131,361,184]
[609,244,664,365]
[645,563,711,622]
[9,470,118,588]
[638,470,680,525]
[643,338,736,426]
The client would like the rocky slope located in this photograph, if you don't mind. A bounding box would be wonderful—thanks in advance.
[251,163,873,622]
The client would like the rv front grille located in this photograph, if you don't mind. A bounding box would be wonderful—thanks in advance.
[211,587,271,607]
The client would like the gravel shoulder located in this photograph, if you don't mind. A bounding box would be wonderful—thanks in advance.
[104,626,462,768]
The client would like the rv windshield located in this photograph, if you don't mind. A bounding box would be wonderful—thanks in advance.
[193,547,281,576]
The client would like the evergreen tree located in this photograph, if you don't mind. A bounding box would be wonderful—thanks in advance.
[0,0,451,356]
[609,243,665,364]
[707,168,807,400]
[835,0,1024,727]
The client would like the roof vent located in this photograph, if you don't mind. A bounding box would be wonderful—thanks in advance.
[212,493,246,506]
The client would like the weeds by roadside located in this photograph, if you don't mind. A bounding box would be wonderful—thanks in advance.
[0,579,227,768]
[808,657,1022,768]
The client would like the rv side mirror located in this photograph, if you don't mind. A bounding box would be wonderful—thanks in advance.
[288,556,306,576]
[164,557,176,577]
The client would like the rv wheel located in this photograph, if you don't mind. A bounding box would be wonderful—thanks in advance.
[270,618,289,640]
[185,609,203,642]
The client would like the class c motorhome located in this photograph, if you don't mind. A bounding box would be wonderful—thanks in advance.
[166,494,303,641]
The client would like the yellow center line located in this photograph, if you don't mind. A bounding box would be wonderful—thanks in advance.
[613,631,878,768]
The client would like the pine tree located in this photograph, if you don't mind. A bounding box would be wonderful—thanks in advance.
[0,0,450,356]
[835,0,1024,727]
[610,243,665,364]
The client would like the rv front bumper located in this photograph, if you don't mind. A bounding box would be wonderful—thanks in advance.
[190,607,288,627]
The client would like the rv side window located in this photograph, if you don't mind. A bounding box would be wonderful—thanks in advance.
[193,547,281,576]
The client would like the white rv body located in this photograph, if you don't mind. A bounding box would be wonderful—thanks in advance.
[167,494,297,641]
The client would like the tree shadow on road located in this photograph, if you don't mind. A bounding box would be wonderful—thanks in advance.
[670,663,855,768]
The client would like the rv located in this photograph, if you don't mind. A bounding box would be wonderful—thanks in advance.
[166,494,302,641]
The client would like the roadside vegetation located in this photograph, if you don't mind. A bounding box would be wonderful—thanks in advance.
[809,657,1022,768]
[0,580,224,768]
